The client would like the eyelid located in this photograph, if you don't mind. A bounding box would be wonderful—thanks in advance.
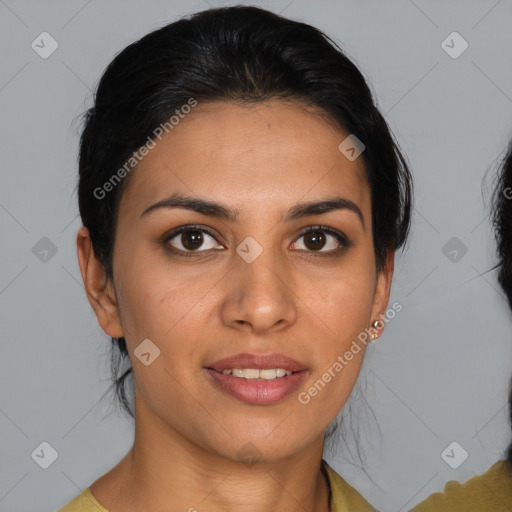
[162,224,351,255]
[162,224,224,249]
[293,225,351,251]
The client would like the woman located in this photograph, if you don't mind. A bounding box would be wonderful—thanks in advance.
[58,5,412,511]
[410,144,512,511]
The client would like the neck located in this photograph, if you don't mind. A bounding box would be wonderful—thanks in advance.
[92,393,331,512]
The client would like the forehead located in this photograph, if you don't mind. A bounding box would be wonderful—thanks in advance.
[119,100,370,219]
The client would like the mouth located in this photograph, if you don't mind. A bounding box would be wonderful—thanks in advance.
[204,353,308,405]
[207,352,308,373]
[210,367,294,380]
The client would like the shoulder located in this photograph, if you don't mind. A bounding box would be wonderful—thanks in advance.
[57,488,109,512]
[410,460,512,512]
[322,460,378,512]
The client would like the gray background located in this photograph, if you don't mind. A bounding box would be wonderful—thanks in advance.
[1,0,512,511]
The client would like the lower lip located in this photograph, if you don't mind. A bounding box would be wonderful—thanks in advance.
[204,369,308,405]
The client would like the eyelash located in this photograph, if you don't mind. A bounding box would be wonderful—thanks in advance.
[162,224,351,258]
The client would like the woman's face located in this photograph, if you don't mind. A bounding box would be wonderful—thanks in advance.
[81,99,393,463]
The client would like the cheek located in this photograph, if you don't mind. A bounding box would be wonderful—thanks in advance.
[298,257,375,410]
[304,265,376,339]
[114,253,215,364]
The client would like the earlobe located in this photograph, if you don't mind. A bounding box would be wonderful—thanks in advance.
[370,251,395,339]
[76,226,124,338]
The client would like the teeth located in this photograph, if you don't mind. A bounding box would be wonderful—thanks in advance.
[243,368,260,379]
[259,369,277,379]
[219,368,293,379]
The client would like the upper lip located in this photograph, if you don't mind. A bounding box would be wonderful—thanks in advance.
[207,353,308,373]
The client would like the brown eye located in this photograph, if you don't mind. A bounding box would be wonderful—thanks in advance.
[181,230,204,250]
[166,227,223,253]
[292,227,348,254]
[303,230,326,251]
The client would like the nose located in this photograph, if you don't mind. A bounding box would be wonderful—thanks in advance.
[220,250,298,335]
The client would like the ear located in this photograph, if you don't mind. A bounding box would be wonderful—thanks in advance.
[76,226,124,338]
[369,251,395,339]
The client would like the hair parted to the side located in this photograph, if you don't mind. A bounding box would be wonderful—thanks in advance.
[77,5,413,419]
[491,140,512,472]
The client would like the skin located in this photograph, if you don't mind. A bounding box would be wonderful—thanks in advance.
[76,99,394,512]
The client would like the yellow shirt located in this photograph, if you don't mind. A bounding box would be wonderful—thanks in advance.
[57,459,376,511]
[410,460,512,512]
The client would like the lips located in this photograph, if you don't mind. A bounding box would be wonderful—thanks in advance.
[204,352,309,404]
[204,367,308,405]
[206,353,308,373]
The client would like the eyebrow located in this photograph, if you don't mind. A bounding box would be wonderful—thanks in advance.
[140,192,364,228]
